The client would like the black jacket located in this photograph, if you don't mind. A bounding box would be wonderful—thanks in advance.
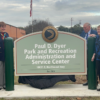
[0,32,9,61]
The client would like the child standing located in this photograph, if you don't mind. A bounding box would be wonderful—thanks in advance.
[0,22,9,90]
[91,25,100,91]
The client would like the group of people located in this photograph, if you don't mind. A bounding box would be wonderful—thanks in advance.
[0,21,100,90]
[80,23,100,91]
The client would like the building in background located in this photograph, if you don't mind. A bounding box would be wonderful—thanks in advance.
[5,24,26,40]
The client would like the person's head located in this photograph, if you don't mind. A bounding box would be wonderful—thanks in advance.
[0,22,6,32]
[97,25,100,36]
[83,23,91,33]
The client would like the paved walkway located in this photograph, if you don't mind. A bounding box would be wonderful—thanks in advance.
[0,84,100,99]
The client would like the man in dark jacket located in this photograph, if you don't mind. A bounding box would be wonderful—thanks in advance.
[80,23,98,86]
[0,22,9,90]
[80,23,97,38]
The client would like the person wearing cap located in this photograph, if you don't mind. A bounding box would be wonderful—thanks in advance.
[0,22,9,90]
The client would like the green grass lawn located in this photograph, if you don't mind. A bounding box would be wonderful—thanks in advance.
[1,97,100,100]
[14,75,87,85]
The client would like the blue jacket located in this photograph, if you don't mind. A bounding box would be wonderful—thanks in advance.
[80,29,98,38]
[0,32,9,61]
[94,35,100,60]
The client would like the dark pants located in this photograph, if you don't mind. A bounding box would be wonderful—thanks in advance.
[86,52,88,80]
[0,61,5,88]
[96,60,100,79]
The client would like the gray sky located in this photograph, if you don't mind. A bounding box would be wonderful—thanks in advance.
[0,0,100,27]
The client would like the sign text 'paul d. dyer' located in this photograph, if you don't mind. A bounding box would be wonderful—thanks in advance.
[24,43,77,65]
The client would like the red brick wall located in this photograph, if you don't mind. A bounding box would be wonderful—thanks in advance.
[5,24,26,40]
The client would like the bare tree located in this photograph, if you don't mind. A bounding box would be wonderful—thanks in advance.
[25,19,53,34]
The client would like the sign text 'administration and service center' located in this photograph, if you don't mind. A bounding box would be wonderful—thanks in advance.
[14,26,87,76]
